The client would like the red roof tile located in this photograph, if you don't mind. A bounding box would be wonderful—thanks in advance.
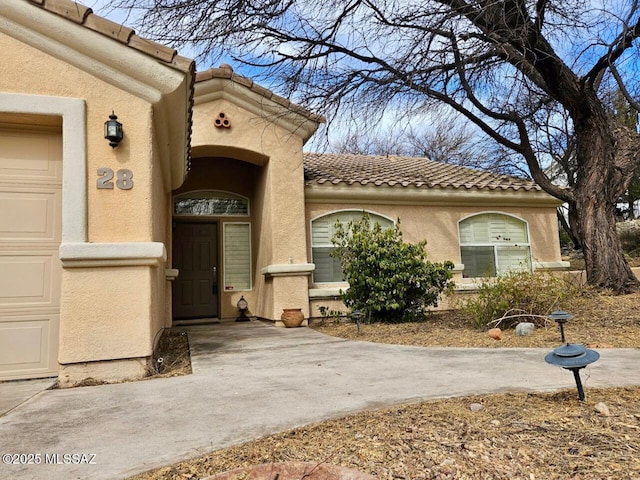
[27,0,193,73]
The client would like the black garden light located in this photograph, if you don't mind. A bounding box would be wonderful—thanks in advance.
[545,343,599,401]
[236,296,249,322]
[548,309,573,343]
[104,111,123,148]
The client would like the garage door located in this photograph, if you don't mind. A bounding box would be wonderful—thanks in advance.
[0,128,62,380]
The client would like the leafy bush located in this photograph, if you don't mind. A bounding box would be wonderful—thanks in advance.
[331,214,454,323]
[463,270,585,329]
[558,227,574,249]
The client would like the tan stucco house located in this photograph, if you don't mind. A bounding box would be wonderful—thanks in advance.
[0,0,568,385]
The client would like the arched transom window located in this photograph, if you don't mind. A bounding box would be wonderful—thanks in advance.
[459,213,531,278]
[311,211,394,283]
[173,190,249,216]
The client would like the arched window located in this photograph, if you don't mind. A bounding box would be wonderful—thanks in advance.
[173,190,249,216]
[459,213,531,278]
[311,211,394,283]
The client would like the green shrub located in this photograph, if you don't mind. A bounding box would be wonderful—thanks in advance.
[558,228,574,249]
[463,270,584,329]
[331,214,454,323]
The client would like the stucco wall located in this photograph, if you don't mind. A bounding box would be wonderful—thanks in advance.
[305,201,562,269]
[0,32,157,243]
[191,97,308,259]
[1,31,168,370]
[305,195,563,315]
[188,95,312,320]
[59,266,154,363]
[151,135,171,336]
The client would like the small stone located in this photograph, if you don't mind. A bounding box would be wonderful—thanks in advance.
[516,322,535,336]
[470,403,484,412]
[490,419,501,427]
[594,402,611,416]
[487,328,502,340]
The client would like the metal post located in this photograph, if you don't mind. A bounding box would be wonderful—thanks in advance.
[570,367,585,401]
[559,323,566,343]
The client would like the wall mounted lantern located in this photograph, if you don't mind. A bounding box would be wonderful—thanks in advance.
[104,111,123,148]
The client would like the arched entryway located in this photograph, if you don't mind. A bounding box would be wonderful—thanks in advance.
[171,156,260,322]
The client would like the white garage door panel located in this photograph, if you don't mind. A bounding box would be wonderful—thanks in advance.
[0,315,59,379]
[0,191,60,239]
[0,128,61,380]
[0,255,57,306]
[0,131,61,183]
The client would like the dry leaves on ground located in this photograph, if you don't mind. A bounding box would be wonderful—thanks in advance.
[151,329,192,378]
[130,387,640,480]
[312,292,640,349]
[130,291,640,480]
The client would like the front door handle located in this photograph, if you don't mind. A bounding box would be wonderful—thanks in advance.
[212,266,218,295]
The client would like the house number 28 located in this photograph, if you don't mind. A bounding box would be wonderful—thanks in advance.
[96,168,134,190]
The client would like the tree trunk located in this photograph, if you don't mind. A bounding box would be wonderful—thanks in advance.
[574,194,637,292]
[572,114,639,293]
[557,207,581,250]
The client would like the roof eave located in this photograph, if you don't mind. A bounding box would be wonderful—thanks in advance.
[304,183,563,208]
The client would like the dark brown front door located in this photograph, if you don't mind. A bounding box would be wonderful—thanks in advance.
[172,222,219,319]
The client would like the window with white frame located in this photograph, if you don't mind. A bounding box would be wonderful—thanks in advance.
[459,213,531,278]
[224,223,251,291]
[311,211,394,283]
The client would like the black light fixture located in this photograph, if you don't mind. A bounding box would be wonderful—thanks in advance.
[548,309,573,343]
[236,296,250,322]
[545,343,600,401]
[351,309,364,335]
[104,111,123,148]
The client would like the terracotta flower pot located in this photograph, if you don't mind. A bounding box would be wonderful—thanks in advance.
[281,308,304,327]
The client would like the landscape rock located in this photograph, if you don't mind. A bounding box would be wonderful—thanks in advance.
[594,402,611,417]
[487,328,502,340]
[469,403,484,412]
[515,322,535,336]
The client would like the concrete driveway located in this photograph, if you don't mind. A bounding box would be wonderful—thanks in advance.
[1,321,639,480]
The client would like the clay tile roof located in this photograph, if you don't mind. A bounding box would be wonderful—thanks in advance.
[303,153,542,192]
[196,65,325,123]
[27,0,193,73]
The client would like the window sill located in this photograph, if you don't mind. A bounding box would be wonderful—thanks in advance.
[309,287,345,298]
[261,263,315,277]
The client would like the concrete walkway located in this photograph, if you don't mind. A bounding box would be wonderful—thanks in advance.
[1,321,639,480]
